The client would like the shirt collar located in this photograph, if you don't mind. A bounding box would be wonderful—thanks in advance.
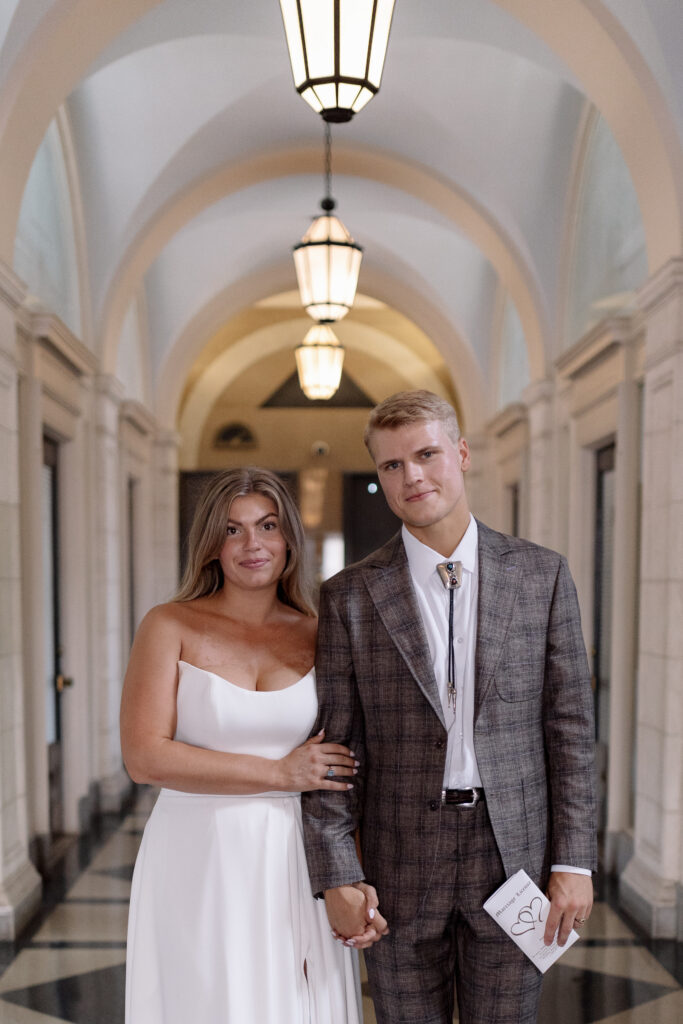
[402,515,478,586]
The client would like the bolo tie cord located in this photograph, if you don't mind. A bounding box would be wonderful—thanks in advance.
[447,586,456,710]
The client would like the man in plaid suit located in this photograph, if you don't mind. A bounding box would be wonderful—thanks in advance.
[302,391,597,1024]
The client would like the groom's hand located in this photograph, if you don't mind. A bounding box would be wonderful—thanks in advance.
[324,882,388,948]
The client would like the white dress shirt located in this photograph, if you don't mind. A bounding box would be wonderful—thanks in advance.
[402,515,481,789]
[402,516,590,878]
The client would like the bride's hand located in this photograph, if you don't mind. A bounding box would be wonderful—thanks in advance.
[277,730,358,792]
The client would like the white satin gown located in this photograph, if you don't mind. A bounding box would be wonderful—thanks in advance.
[125,661,361,1023]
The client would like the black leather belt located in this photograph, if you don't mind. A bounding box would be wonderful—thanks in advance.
[441,788,483,807]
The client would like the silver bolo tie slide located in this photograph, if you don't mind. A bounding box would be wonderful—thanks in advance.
[436,561,463,710]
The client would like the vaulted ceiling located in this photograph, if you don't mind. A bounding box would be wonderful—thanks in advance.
[2,1,682,444]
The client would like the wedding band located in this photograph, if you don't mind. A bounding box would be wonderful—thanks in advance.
[325,768,335,779]
[575,917,587,925]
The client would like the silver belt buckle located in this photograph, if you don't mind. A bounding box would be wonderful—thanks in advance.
[441,788,481,807]
[460,788,480,808]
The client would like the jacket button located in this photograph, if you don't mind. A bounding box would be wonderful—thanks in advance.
[429,800,439,811]
[435,738,445,749]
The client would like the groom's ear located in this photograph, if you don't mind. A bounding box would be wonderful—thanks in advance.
[458,438,471,472]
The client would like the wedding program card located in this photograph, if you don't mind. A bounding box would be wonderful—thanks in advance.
[483,869,579,973]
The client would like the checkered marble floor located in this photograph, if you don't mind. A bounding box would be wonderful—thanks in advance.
[1,790,681,1023]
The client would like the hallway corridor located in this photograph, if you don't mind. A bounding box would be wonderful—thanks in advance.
[0,792,681,1024]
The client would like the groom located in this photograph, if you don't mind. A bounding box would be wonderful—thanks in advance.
[302,390,597,1023]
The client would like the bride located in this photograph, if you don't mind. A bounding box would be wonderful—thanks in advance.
[121,467,376,1023]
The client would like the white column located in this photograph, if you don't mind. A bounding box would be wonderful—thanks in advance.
[621,258,683,939]
[0,262,41,939]
[92,375,129,812]
[152,430,180,605]
[17,337,50,842]
[605,338,640,870]
[60,377,95,832]
[522,379,556,548]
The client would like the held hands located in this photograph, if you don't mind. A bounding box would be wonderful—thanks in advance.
[325,882,389,950]
[277,730,358,793]
[544,871,594,946]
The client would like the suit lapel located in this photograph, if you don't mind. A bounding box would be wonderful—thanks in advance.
[362,534,445,729]
[475,521,521,719]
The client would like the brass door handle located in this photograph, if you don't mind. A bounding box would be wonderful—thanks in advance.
[56,674,74,692]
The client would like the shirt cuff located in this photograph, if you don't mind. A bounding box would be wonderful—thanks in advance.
[550,865,592,876]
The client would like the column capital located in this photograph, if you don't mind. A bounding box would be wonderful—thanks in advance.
[95,373,125,404]
[521,377,553,409]
[637,256,683,317]
[154,428,181,451]
[0,259,26,313]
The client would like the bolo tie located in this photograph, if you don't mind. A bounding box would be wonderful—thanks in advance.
[436,560,463,711]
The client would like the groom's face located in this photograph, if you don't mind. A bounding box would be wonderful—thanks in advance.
[371,419,471,536]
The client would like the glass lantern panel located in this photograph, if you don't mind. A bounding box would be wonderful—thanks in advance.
[340,0,374,79]
[302,0,335,80]
[314,82,338,110]
[279,0,307,85]
[352,87,374,113]
[293,247,314,307]
[338,83,362,109]
[368,0,396,85]
[302,87,324,113]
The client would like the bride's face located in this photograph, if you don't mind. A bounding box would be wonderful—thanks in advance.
[217,493,288,591]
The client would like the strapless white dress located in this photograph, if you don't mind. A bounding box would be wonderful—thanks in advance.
[125,662,361,1023]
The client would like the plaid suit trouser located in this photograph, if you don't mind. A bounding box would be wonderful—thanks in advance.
[365,798,543,1024]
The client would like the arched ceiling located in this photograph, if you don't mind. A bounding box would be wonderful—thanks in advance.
[2,0,682,436]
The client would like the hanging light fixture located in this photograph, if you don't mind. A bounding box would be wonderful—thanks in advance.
[295,323,345,400]
[293,123,362,322]
[279,0,396,123]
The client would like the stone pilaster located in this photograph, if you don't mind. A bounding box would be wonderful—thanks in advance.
[92,375,129,812]
[0,261,41,939]
[620,257,683,938]
[152,430,180,605]
[604,335,641,871]
[521,379,556,548]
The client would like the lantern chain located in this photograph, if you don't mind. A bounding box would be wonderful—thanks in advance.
[322,122,335,211]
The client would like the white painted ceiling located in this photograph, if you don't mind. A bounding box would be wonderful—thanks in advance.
[2,0,682,430]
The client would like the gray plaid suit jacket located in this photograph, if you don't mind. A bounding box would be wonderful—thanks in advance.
[302,520,597,927]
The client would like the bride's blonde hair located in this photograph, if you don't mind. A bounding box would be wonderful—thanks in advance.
[174,468,315,616]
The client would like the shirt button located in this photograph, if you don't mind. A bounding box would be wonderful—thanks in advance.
[429,800,439,811]
[457,636,464,644]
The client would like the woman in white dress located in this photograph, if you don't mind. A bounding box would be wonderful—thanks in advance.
[121,468,369,1023]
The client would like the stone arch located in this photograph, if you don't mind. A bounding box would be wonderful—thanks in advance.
[492,0,683,268]
[100,145,549,387]
[154,262,484,437]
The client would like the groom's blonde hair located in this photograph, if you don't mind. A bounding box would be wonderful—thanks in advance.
[364,390,461,458]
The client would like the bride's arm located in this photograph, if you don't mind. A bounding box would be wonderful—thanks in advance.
[119,606,355,795]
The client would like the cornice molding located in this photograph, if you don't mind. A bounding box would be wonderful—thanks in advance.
[120,399,157,436]
[638,257,683,316]
[555,314,641,380]
[30,311,97,376]
[0,260,27,311]
[95,373,125,404]
[486,402,528,438]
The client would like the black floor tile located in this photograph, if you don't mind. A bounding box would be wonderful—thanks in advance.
[1,963,125,1024]
[539,963,677,1023]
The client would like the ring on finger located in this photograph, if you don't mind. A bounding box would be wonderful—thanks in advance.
[325,767,335,779]
[575,917,587,926]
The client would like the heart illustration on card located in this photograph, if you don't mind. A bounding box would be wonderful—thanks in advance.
[510,896,545,936]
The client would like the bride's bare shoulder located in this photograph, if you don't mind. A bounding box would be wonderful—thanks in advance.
[136,599,206,636]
